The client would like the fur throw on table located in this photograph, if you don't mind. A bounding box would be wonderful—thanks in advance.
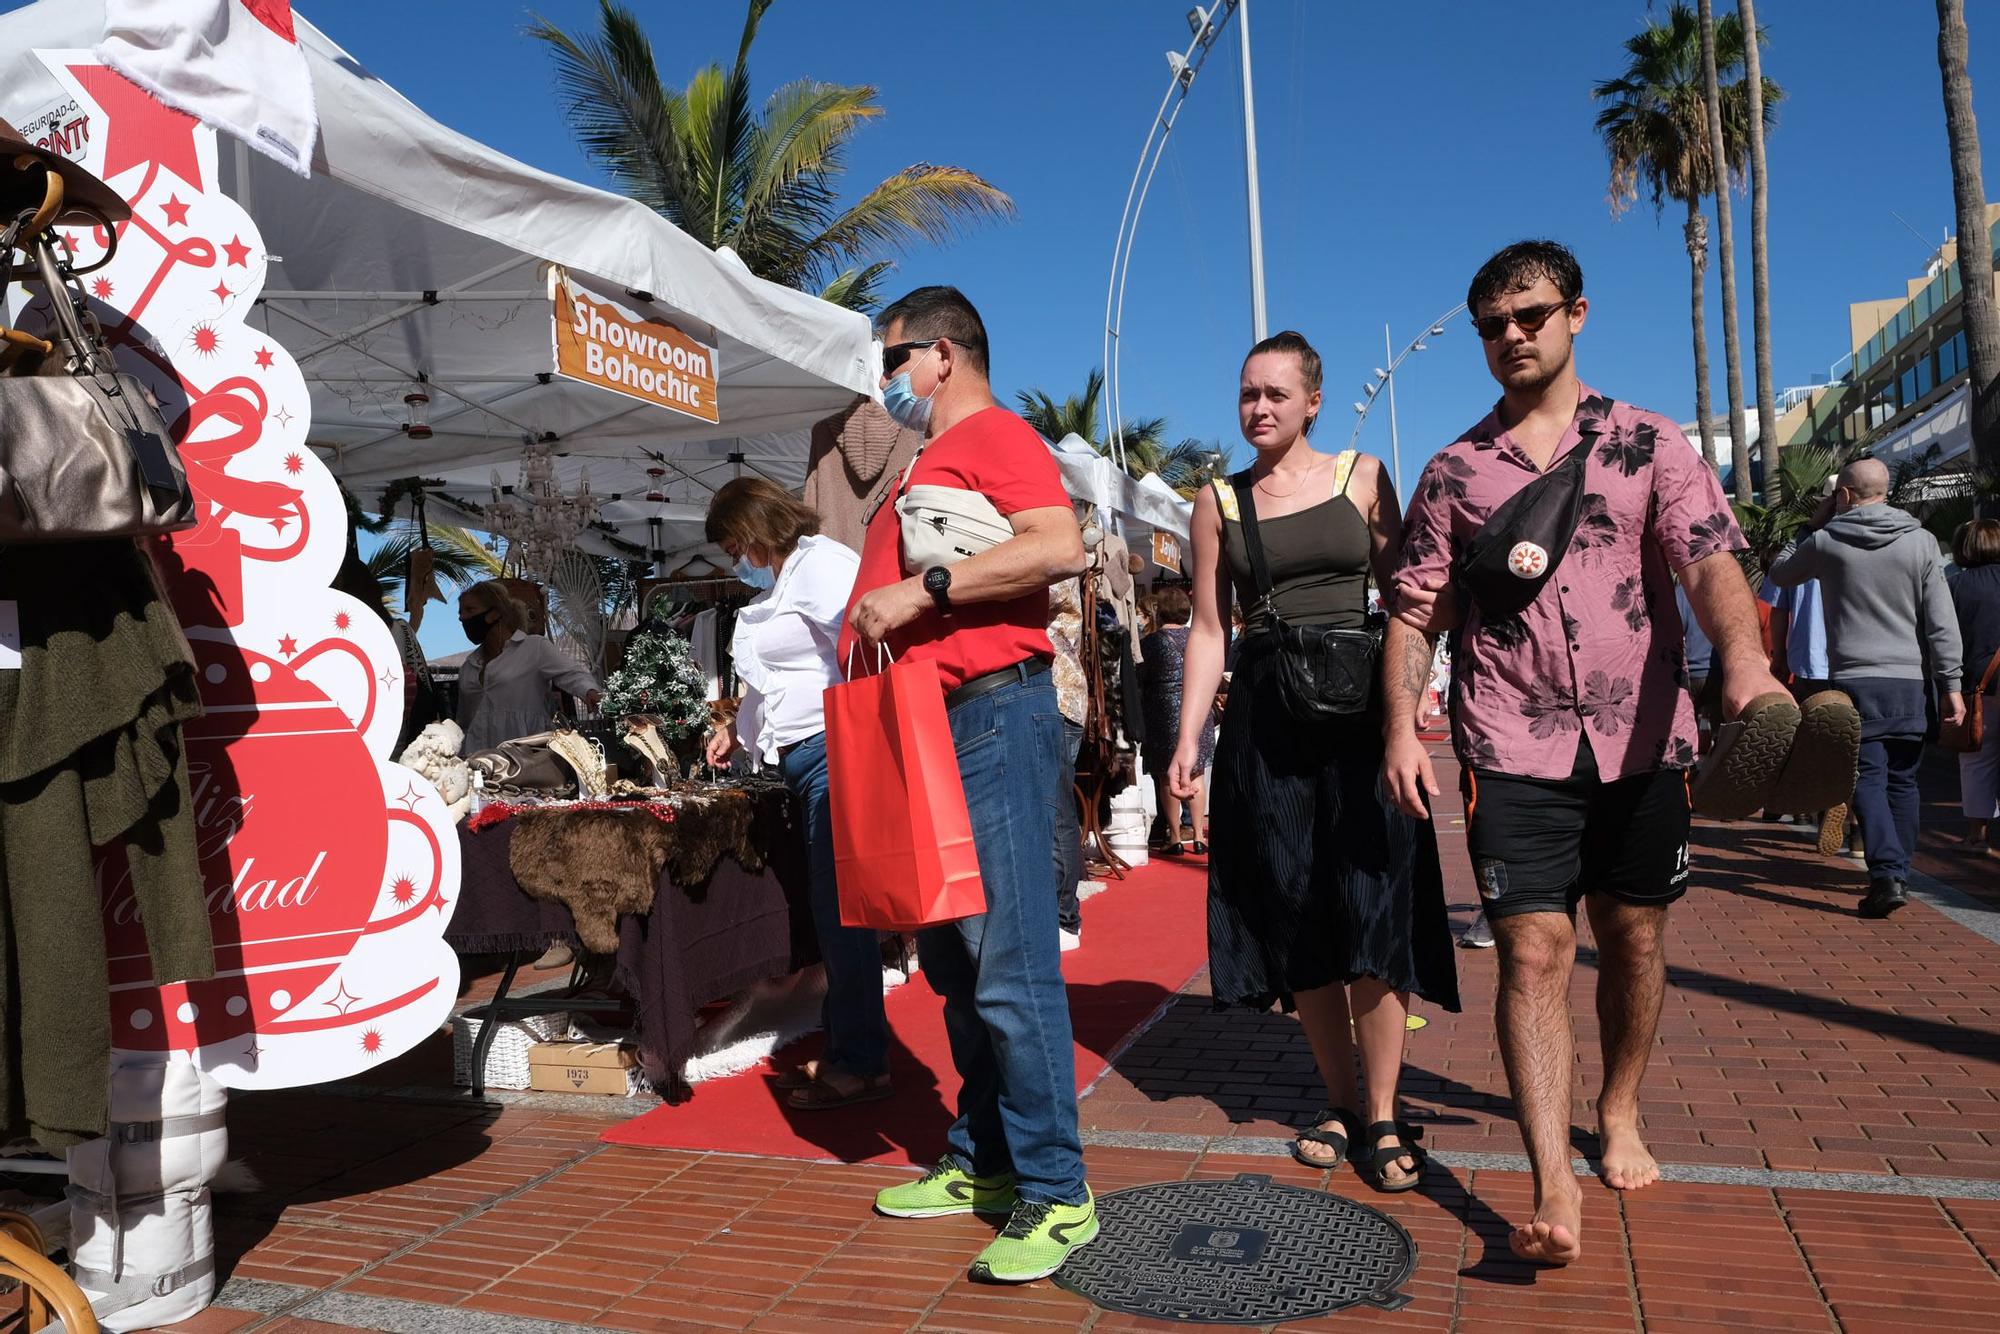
[500,785,788,950]
[507,808,671,952]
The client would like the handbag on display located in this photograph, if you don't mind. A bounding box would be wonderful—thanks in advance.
[0,155,195,544]
[823,648,986,932]
[1223,452,1382,721]
[1940,648,2000,753]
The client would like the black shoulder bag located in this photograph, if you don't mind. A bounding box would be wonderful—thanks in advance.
[1454,421,1599,622]
[1232,465,1382,720]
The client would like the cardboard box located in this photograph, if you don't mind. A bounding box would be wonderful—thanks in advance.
[527,1040,641,1096]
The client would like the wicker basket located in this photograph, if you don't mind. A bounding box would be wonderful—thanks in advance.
[450,1012,571,1090]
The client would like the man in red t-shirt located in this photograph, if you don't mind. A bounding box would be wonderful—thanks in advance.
[843,287,1095,1281]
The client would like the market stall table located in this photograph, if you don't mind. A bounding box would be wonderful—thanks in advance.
[445,790,815,1097]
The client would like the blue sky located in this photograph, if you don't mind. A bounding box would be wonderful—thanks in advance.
[18,0,1995,652]
[273,0,1994,503]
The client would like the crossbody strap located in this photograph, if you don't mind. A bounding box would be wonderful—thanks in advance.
[1977,645,2000,695]
[1224,450,1359,614]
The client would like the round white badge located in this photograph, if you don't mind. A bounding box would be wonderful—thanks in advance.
[1507,541,1549,578]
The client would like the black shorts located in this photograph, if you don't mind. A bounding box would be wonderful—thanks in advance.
[1460,739,1692,920]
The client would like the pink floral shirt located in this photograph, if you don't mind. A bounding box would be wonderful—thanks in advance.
[1395,386,1746,781]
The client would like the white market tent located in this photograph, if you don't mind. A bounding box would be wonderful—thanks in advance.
[0,0,879,555]
[1049,433,1193,544]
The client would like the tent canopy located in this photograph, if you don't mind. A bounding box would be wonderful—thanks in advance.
[0,1,880,552]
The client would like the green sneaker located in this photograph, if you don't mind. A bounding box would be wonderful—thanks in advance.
[874,1157,1018,1219]
[968,1191,1099,1283]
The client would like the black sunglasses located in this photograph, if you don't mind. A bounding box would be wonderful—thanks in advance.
[1472,299,1574,341]
[881,336,982,376]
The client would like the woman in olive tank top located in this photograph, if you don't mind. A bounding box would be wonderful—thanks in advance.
[1169,332,1459,1193]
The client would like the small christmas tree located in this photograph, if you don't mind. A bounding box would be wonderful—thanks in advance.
[602,624,710,741]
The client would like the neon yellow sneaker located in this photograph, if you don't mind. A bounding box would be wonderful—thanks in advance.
[874,1157,1018,1219]
[968,1191,1099,1282]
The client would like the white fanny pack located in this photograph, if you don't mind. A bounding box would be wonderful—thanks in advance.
[896,482,1013,572]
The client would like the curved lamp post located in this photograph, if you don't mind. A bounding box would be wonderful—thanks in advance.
[1103,1,1247,476]
[1350,301,1468,498]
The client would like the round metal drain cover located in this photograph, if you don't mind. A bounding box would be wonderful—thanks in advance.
[1054,1173,1415,1324]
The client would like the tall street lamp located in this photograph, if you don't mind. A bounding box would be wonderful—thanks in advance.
[1350,302,1467,498]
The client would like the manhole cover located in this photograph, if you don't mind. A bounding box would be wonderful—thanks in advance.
[1054,1173,1415,1324]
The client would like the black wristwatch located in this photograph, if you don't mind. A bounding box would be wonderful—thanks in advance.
[922,565,953,612]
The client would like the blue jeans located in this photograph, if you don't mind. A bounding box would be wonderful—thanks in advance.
[922,667,1086,1205]
[780,731,889,1078]
[1054,719,1084,934]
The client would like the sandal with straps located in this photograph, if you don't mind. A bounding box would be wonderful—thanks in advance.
[1353,1119,1428,1193]
[1290,1108,1358,1170]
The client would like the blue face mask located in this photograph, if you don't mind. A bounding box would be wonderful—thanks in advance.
[880,347,939,432]
[733,555,775,592]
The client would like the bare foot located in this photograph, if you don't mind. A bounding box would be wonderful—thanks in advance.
[1597,1119,1660,1191]
[1509,1189,1583,1266]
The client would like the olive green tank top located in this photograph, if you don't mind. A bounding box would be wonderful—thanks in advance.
[1217,450,1372,633]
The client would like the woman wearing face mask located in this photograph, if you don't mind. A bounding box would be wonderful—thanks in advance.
[702,478,890,1109]
[455,581,601,756]
[1169,331,1458,1193]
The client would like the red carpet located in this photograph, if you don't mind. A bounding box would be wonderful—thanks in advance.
[600,856,1210,1164]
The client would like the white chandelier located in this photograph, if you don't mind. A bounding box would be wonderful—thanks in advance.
[487,439,600,580]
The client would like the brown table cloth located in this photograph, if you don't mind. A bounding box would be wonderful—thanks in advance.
[445,790,815,1094]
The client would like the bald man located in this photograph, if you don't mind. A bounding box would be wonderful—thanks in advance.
[1767,458,1963,917]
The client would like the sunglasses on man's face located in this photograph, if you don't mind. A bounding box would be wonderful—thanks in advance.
[1472,299,1574,341]
[881,339,945,376]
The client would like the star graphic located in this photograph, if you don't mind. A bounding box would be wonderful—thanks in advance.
[61,231,78,251]
[388,875,419,907]
[161,195,191,227]
[222,235,253,267]
[325,982,361,1016]
[273,406,294,427]
[360,1029,384,1058]
[71,65,206,191]
[192,324,221,356]
[243,1040,264,1061]
[91,277,114,299]
[270,516,289,533]
[283,451,304,476]
[254,346,275,369]
[276,634,299,658]
[395,782,425,812]
[333,611,352,631]
[379,668,399,691]
[210,280,232,302]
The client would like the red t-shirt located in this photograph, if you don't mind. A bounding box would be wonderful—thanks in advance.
[839,405,1068,690]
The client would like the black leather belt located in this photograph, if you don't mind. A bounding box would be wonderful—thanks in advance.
[946,656,1050,711]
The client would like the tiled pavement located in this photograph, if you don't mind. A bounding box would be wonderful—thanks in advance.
[144,742,2000,1332]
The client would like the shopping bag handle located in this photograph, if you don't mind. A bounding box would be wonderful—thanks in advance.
[845,641,895,679]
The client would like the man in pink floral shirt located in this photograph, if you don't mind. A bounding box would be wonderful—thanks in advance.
[1384,241,1786,1268]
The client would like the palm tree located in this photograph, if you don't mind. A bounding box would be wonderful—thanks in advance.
[1729,441,1842,581]
[1594,5,1777,478]
[361,524,501,616]
[1738,0,1781,474]
[1699,0,1752,504]
[529,0,1015,310]
[1937,0,2000,517]
[1014,371,1221,498]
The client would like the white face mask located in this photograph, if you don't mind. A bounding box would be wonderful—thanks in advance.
[881,347,941,431]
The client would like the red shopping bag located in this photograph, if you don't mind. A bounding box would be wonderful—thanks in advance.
[823,653,986,931]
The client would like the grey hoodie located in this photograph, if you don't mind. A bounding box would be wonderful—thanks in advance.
[1766,503,1963,689]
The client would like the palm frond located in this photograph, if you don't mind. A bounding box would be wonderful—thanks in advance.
[526,2,687,216]
[735,80,881,254]
[817,260,895,311]
[804,164,1014,281]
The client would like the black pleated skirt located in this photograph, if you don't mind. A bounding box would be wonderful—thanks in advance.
[1206,638,1461,1013]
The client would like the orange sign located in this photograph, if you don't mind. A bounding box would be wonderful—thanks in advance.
[1152,530,1184,575]
[552,270,719,424]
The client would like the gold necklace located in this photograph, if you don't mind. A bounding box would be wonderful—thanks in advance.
[1255,460,1320,499]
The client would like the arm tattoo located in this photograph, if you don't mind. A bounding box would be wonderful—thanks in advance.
[1397,627,1433,699]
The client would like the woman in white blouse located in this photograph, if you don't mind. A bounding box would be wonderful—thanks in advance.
[702,479,888,1109]
[455,581,601,755]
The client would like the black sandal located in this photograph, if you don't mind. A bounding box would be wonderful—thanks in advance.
[1354,1119,1427,1193]
[1291,1108,1358,1170]
[1188,840,1208,855]
[1161,841,1186,857]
